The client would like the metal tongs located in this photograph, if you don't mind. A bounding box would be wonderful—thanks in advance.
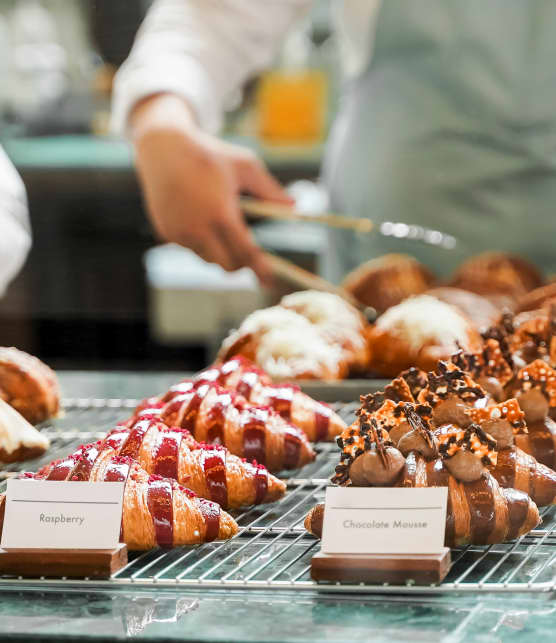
[241,197,457,250]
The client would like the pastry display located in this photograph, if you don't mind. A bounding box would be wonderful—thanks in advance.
[0,453,238,549]
[0,398,50,463]
[130,381,316,472]
[196,356,346,442]
[449,252,544,308]
[0,347,60,424]
[342,253,436,314]
[367,295,482,377]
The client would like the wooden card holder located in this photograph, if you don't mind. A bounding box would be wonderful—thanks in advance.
[0,544,128,579]
[311,547,451,586]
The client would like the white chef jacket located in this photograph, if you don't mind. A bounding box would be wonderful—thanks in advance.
[112,0,381,135]
[0,147,31,297]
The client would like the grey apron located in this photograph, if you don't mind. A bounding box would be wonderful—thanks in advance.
[323,0,556,282]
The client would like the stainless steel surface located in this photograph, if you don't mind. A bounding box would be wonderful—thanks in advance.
[1,399,555,595]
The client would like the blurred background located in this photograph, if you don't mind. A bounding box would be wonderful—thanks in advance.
[0,0,337,371]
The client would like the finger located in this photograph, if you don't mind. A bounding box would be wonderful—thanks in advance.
[182,227,237,272]
[214,211,274,285]
[237,158,293,205]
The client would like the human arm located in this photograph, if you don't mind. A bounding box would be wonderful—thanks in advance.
[112,0,312,281]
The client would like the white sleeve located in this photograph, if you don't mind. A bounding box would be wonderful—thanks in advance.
[0,147,31,297]
[111,0,312,136]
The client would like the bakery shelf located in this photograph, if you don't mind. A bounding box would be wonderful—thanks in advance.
[1,399,555,595]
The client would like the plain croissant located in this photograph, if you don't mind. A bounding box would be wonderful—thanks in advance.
[0,452,238,549]
[195,356,346,442]
[131,382,316,472]
[38,418,286,509]
[305,452,540,547]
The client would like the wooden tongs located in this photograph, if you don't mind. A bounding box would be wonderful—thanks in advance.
[241,197,456,250]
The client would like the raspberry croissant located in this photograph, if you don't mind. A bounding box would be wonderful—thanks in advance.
[196,356,346,442]
[0,452,238,549]
[132,382,316,472]
[78,418,286,509]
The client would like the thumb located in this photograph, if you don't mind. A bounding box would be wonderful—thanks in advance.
[237,157,294,205]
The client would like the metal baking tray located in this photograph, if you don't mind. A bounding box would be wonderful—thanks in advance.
[0,399,555,595]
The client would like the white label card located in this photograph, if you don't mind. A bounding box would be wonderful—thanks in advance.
[1,480,125,550]
[321,487,448,555]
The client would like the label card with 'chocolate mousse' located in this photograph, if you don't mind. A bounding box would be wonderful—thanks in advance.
[1,480,125,550]
[321,487,448,555]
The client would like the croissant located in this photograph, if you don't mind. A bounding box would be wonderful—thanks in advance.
[0,452,238,549]
[0,398,49,463]
[368,295,482,377]
[133,382,316,472]
[0,347,60,424]
[306,452,540,547]
[195,356,346,442]
[44,418,286,509]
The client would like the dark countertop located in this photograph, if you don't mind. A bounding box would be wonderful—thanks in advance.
[0,371,554,642]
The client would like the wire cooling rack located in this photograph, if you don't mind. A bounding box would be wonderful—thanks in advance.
[0,399,555,595]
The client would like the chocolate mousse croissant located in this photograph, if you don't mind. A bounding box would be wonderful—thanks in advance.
[314,407,540,547]
[0,454,238,550]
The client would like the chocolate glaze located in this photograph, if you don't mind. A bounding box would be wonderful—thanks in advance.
[502,487,530,541]
[490,448,516,490]
[463,476,496,544]
[526,418,556,468]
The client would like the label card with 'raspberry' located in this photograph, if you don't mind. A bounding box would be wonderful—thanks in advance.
[1,479,125,550]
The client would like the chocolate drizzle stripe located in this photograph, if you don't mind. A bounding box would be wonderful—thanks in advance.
[463,477,496,545]
[503,488,530,541]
